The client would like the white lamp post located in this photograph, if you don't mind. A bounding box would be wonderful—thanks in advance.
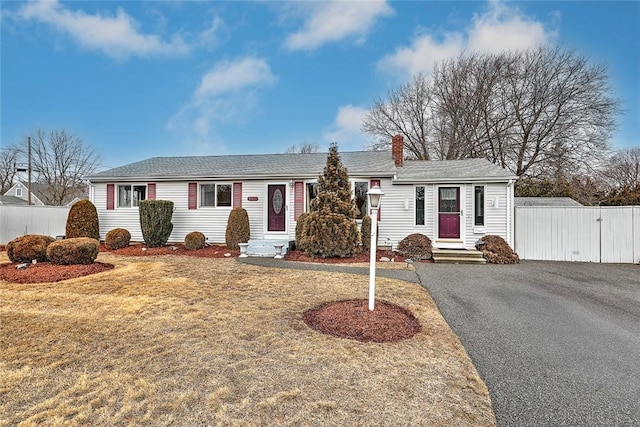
[367,185,384,311]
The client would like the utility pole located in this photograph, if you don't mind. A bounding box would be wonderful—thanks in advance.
[27,136,32,206]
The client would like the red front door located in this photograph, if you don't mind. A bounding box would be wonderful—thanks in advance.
[268,185,286,232]
[438,187,460,239]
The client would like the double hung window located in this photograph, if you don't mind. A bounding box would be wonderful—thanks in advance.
[118,185,146,207]
[200,184,232,207]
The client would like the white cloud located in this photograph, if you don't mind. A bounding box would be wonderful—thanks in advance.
[378,0,555,79]
[323,105,370,150]
[15,0,189,59]
[199,15,226,49]
[467,0,551,54]
[195,57,276,99]
[284,0,393,51]
[377,32,464,78]
[168,57,277,153]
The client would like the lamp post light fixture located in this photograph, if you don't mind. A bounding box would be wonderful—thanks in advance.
[366,185,384,311]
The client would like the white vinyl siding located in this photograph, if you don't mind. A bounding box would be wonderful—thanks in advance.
[93,179,514,248]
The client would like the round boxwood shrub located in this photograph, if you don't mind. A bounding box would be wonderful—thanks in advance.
[185,231,206,250]
[105,228,131,250]
[225,207,250,250]
[46,237,100,265]
[477,235,519,264]
[397,233,433,260]
[65,199,100,240]
[7,234,55,263]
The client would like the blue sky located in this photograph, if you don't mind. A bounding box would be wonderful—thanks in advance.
[2,0,639,171]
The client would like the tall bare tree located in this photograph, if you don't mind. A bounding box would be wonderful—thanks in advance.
[20,129,101,205]
[497,46,618,177]
[361,73,434,159]
[362,45,621,177]
[602,147,640,188]
[0,145,20,194]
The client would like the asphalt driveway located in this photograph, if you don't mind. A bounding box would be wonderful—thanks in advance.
[414,261,640,426]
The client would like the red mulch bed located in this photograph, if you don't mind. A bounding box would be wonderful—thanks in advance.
[0,262,114,284]
[100,243,240,258]
[303,299,422,343]
[285,249,405,263]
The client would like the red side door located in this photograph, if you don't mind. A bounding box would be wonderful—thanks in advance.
[438,187,460,239]
[268,184,286,232]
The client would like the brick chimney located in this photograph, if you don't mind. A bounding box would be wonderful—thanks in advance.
[392,134,404,167]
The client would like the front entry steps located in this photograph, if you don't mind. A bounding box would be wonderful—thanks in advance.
[432,249,486,265]
[244,239,290,258]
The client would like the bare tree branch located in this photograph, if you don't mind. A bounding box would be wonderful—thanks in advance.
[0,145,20,194]
[19,129,101,205]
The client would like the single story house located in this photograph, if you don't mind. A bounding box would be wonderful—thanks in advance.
[87,136,518,250]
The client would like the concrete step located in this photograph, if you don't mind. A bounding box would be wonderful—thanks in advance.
[433,257,487,265]
[432,249,486,264]
[244,239,290,258]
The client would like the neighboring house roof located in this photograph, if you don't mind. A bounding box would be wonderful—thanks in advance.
[394,158,518,183]
[515,197,584,207]
[3,182,45,205]
[0,195,28,205]
[3,181,87,206]
[89,151,517,183]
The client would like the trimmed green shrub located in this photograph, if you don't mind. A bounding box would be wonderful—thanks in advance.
[300,143,360,258]
[397,233,432,260]
[185,231,206,250]
[46,237,100,265]
[139,200,174,248]
[105,228,131,250]
[7,234,55,263]
[65,199,100,240]
[360,215,372,251]
[295,212,309,251]
[225,208,250,250]
[477,235,519,264]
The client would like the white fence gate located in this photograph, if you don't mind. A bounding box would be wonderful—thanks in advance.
[0,206,70,244]
[515,206,640,263]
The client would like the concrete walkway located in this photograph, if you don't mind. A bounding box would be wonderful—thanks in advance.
[239,256,640,426]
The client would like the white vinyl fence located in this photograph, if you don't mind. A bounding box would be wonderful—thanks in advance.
[0,206,70,244]
[515,206,640,263]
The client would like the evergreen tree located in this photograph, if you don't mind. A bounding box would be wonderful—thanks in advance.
[301,143,361,258]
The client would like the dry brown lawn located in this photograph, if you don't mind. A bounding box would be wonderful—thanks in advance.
[0,252,495,426]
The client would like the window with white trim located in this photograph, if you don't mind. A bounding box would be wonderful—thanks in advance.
[200,184,232,207]
[474,185,485,226]
[354,181,369,219]
[16,188,22,197]
[118,184,146,208]
[416,186,425,225]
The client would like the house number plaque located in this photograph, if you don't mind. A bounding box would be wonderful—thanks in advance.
[273,189,283,214]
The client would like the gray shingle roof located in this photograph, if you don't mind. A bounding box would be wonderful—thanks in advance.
[89,151,517,183]
[515,197,583,207]
[89,151,397,181]
[0,195,28,205]
[394,158,517,182]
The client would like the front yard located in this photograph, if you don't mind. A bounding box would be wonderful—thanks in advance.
[0,252,495,426]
